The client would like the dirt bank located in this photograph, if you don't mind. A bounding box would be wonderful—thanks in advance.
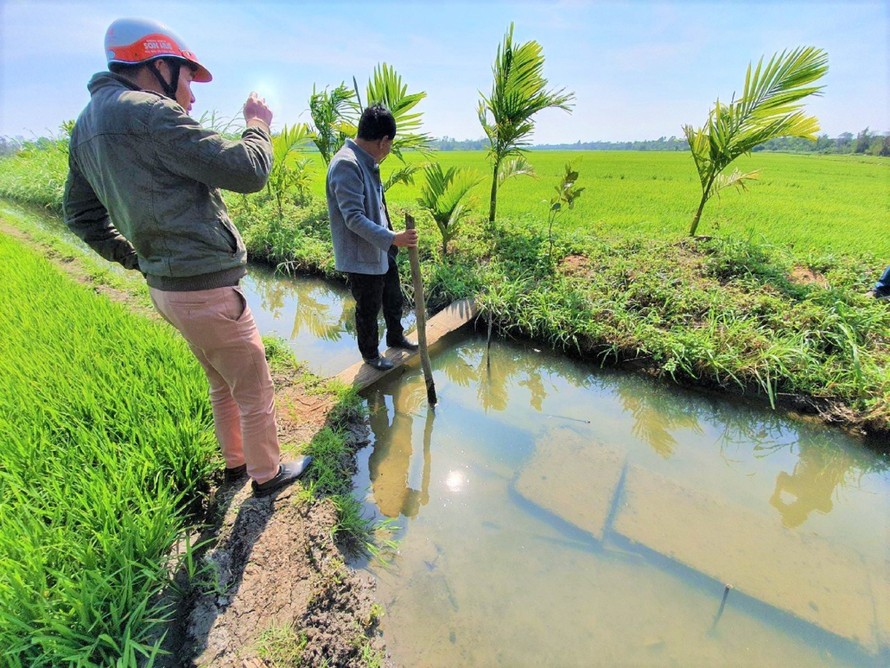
[2,220,388,667]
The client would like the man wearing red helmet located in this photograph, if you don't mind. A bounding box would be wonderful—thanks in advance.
[63,18,311,498]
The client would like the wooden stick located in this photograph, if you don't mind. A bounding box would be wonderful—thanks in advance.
[405,213,437,406]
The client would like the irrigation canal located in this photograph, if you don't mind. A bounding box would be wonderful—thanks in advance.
[12,207,889,666]
[241,263,888,667]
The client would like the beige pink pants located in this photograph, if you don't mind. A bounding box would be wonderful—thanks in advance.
[149,286,280,484]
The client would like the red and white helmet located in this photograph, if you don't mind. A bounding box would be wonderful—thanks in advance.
[104,18,212,82]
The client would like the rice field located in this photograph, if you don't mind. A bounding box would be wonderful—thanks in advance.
[1,142,885,258]
[0,232,218,665]
[381,151,890,260]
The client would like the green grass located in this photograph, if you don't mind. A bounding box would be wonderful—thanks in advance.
[3,143,886,258]
[0,233,219,665]
[382,151,889,259]
[0,141,68,214]
[0,207,386,664]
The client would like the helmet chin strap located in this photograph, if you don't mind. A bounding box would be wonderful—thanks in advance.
[148,59,181,101]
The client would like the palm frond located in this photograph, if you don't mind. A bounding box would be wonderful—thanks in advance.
[712,169,759,197]
[685,46,827,235]
[497,156,536,186]
[738,47,828,120]
[382,164,419,191]
[272,123,311,165]
[480,24,574,144]
[366,63,433,157]
[308,84,357,164]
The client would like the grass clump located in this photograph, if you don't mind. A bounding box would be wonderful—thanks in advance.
[0,235,218,665]
[254,623,308,667]
[0,138,68,213]
[478,229,889,429]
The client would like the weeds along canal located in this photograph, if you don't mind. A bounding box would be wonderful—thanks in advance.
[239,265,888,667]
[12,207,890,666]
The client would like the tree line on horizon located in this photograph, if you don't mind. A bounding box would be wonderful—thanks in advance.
[3,128,887,159]
[432,127,890,156]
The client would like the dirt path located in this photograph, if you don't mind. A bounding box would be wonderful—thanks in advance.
[2,220,388,667]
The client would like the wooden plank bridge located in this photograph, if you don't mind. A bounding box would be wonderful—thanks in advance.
[333,298,479,391]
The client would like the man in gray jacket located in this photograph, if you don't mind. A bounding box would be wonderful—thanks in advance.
[326,105,418,371]
[63,17,310,497]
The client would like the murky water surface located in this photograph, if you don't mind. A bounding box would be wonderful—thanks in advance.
[241,263,415,377]
[170,263,890,666]
[348,338,889,667]
[241,264,357,377]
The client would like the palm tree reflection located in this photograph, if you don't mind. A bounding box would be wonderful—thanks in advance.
[769,440,857,528]
[616,380,703,457]
[248,266,351,341]
[289,289,348,342]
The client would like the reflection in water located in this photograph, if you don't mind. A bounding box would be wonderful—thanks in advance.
[366,384,432,519]
[355,336,889,667]
[238,265,360,377]
[617,382,703,457]
[248,264,353,342]
[442,344,555,416]
[769,441,856,528]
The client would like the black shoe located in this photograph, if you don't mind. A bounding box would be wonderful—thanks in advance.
[224,463,247,483]
[364,356,395,371]
[386,335,419,352]
[252,457,313,498]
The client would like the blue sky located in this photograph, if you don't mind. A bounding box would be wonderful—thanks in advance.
[1,0,887,143]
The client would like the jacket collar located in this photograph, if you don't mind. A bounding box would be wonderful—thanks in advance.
[87,71,145,96]
[345,138,380,173]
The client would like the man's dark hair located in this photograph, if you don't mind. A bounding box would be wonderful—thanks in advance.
[357,104,396,141]
[109,61,143,76]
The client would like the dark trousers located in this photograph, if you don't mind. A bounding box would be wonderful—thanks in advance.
[348,251,404,360]
[875,266,890,297]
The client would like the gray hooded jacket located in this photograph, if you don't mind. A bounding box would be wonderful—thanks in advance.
[64,72,272,290]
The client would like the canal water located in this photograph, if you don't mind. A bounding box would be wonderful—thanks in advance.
[239,266,888,667]
[347,340,888,667]
[15,206,890,666]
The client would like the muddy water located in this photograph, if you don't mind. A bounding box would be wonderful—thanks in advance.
[350,337,889,667]
[239,264,356,377]
[240,264,414,377]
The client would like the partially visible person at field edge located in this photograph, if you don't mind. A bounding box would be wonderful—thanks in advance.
[326,105,419,371]
[872,266,890,299]
[63,17,311,498]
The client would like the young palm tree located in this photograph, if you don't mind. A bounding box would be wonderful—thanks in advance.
[308,65,431,189]
[308,84,356,165]
[416,163,482,257]
[685,46,828,236]
[267,123,312,217]
[478,22,574,226]
[364,63,433,190]
[546,163,584,268]
[364,63,432,159]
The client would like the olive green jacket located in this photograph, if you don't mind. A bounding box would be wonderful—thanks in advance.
[64,72,272,290]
